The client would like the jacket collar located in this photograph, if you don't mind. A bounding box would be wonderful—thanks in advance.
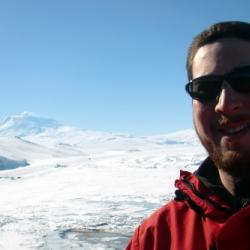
[195,157,250,209]
[175,158,235,220]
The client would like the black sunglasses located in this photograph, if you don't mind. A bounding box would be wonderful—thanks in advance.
[185,65,250,102]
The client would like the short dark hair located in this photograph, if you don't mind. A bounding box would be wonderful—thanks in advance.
[186,21,250,80]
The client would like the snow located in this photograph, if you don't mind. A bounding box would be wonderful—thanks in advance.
[0,113,207,249]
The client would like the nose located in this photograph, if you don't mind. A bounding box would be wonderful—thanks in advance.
[214,81,242,115]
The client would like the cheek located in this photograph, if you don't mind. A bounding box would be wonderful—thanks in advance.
[242,95,250,106]
[192,101,214,136]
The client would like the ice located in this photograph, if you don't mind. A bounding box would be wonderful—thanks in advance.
[0,113,206,249]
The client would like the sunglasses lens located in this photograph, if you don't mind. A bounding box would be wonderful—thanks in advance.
[230,76,250,92]
[186,78,221,101]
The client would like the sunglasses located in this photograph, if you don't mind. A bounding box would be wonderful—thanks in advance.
[185,65,250,102]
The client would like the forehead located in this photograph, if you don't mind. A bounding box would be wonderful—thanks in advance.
[192,38,250,79]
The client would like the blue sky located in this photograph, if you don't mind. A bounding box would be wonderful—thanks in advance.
[0,0,249,135]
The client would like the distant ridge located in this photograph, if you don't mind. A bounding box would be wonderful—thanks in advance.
[148,129,200,146]
[0,112,199,146]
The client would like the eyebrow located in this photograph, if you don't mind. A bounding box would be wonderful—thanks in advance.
[191,64,250,82]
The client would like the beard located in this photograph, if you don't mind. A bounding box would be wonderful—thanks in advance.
[208,144,250,177]
[195,126,250,178]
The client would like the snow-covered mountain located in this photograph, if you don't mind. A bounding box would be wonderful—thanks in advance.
[0,112,60,136]
[0,113,206,250]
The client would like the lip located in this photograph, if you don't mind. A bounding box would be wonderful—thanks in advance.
[218,122,250,138]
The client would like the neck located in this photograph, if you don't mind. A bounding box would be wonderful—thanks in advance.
[218,169,237,196]
[218,169,250,198]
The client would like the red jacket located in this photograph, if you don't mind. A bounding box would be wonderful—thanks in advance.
[126,158,250,250]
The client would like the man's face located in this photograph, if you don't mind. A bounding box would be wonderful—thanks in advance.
[192,38,250,177]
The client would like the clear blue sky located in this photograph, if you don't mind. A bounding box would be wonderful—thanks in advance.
[0,0,249,135]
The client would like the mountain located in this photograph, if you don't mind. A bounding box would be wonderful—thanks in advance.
[0,112,203,168]
[0,112,60,136]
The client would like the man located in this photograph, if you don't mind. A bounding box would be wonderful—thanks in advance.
[126,21,250,250]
